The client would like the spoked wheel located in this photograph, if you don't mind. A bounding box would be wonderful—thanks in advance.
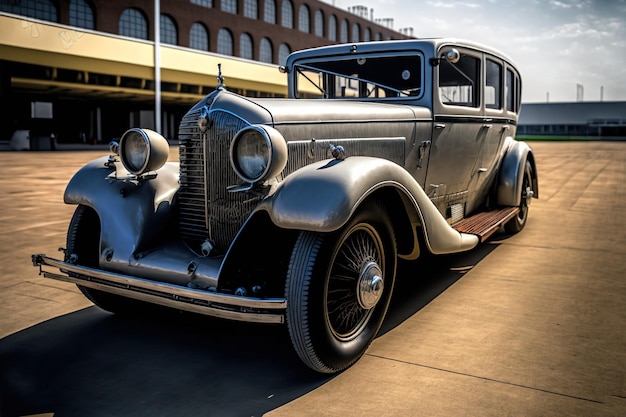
[285,200,397,373]
[67,205,145,314]
[505,160,534,234]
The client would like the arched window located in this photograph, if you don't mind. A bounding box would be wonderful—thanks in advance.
[191,0,213,7]
[363,28,371,42]
[160,14,177,45]
[351,23,360,42]
[189,22,208,51]
[340,19,348,43]
[244,0,257,19]
[314,10,324,37]
[375,32,382,41]
[264,0,276,24]
[69,0,94,30]
[221,0,237,14]
[119,8,148,40]
[298,5,309,33]
[217,28,234,56]
[278,43,290,65]
[281,0,293,29]
[328,15,337,41]
[0,0,58,22]
[240,33,253,59]
[259,37,273,63]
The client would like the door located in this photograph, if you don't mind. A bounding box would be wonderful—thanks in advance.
[467,57,508,214]
[423,48,484,219]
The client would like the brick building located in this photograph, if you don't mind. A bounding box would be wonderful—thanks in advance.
[0,0,412,145]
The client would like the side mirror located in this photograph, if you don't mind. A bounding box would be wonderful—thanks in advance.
[429,48,462,66]
[442,48,461,64]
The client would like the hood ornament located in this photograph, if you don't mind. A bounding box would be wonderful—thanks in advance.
[216,63,226,91]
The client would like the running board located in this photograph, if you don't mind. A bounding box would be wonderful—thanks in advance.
[452,207,520,242]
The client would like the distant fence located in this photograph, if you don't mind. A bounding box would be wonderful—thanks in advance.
[517,135,626,141]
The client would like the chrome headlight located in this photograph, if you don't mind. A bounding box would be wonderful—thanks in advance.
[230,125,287,183]
[119,128,170,175]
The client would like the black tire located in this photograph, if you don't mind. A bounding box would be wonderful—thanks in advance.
[285,200,397,373]
[505,160,533,234]
[66,205,145,314]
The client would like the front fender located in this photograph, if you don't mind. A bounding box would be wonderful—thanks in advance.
[257,156,478,255]
[64,156,180,262]
[497,139,539,206]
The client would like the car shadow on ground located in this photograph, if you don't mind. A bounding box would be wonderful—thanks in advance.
[0,235,505,417]
[382,237,501,336]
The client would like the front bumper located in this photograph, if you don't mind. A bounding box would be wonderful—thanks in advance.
[32,254,286,324]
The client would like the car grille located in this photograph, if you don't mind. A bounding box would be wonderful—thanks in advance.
[177,96,408,254]
[178,100,258,253]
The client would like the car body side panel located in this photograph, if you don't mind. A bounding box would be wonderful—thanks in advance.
[257,156,479,255]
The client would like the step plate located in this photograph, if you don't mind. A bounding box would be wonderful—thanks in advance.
[452,206,520,242]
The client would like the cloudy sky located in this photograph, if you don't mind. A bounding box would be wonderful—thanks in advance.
[322,0,626,103]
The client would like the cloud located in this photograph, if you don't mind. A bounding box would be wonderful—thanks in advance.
[550,0,572,8]
[427,1,481,8]
[322,0,626,101]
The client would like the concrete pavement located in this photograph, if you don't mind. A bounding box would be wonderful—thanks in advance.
[267,141,626,417]
[0,142,624,416]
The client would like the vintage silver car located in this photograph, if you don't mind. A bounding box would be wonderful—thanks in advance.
[33,38,538,373]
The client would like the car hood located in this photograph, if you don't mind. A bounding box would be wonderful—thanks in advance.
[208,90,431,127]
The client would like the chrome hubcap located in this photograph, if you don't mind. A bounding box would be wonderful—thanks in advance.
[357,261,384,310]
[524,186,534,206]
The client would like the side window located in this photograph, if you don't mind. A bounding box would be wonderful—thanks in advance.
[506,68,521,113]
[516,72,521,111]
[439,53,480,107]
[485,59,502,109]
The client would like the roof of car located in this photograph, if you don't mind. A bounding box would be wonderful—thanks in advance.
[285,38,517,70]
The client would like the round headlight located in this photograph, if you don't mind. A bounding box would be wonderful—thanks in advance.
[230,125,287,183]
[119,128,170,175]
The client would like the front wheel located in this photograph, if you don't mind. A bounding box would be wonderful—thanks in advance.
[285,201,397,373]
[505,160,534,234]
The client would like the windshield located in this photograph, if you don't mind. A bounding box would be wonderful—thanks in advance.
[293,53,423,99]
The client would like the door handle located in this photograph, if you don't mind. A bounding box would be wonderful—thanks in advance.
[417,140,431,168]
[434,123,446,129]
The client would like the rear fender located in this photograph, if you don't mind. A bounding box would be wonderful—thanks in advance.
[63,156,180,263]
[497,139,539,206]
[257,156,479,255]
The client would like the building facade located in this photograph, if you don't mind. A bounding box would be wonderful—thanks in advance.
[0,0,412,146]
[518,101,626,140]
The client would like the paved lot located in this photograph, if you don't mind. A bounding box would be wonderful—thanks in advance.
[0,142,624,416]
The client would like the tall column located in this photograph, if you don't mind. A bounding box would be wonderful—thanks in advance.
[154,0,162,134]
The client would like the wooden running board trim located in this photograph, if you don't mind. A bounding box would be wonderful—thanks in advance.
[452,206,520,242]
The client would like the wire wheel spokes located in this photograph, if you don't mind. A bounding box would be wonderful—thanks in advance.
[325,225,384,341]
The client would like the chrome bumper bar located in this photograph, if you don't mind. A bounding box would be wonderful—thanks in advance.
[32,254,286,324]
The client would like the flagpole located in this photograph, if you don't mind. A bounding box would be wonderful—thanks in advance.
[154,0,161,133]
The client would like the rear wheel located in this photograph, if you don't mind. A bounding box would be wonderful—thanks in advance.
[66,205,145,314]
[285,200,397,373]
[505,160,534,234]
